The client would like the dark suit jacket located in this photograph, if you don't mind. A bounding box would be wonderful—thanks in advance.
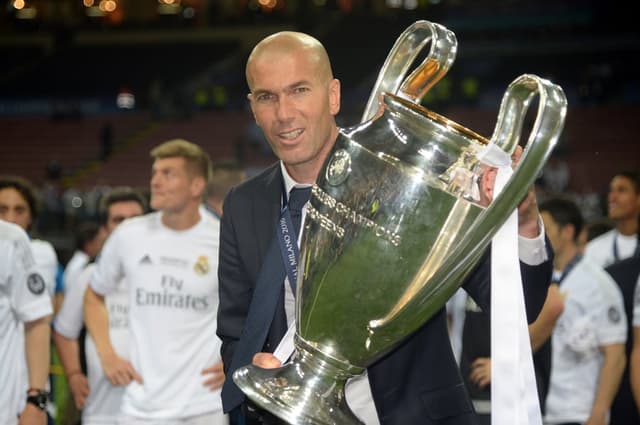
[217,162,552,425]
[218,163,288,368]
[606,257,640,425]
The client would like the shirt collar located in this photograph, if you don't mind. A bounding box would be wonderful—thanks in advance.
[279,161,313,202]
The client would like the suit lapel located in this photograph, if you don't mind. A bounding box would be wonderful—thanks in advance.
[252,163,283,261]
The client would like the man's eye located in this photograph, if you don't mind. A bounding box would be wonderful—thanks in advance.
[294,87,309,94]
[256,93,274,102]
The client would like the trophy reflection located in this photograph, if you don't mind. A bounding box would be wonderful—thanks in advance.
[233,20,567,424]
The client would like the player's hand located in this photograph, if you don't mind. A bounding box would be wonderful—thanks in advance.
[585,411,606,425]
[68,372,90,409]
[202,359,225,391]
[252,352,282,369]
[470,357,492,389]
[102,353,142,386]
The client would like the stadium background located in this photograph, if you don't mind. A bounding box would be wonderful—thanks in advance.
[1,0,639,264]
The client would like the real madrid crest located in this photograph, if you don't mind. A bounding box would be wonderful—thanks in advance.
[326,149,351,186]
[194,256,210,275]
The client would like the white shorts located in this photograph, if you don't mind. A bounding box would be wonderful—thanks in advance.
[117,411,228,425]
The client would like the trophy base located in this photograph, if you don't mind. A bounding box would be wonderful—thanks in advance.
[233,338,366,425]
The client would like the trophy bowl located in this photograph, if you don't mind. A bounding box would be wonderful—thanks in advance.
[233,21,567,425]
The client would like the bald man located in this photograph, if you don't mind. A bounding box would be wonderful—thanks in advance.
[217,31,552,425]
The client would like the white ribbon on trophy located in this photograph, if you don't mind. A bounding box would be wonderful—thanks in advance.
[479,144,542,425]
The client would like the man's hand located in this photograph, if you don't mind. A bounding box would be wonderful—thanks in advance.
[101,352,142,386]
[252,352,282,369]
[470,357,492,390]
[511,145,541,238]
[18,403,47,425]
[201,359,225,391]
[585,411,607,425]
[517,185,540,238]
[477,145,542,239]
[68,373,90,409]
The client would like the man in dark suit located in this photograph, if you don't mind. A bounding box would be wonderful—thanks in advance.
[217,31,552,424]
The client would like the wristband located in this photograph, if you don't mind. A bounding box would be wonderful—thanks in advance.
[26,389,49,411]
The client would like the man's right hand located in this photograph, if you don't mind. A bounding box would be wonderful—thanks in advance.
[252,352,282,369]
[102,353,143,386]
[68,373,90,409]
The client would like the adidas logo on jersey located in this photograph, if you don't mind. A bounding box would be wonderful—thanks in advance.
[139,254,152,265]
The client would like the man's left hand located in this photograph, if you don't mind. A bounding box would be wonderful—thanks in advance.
[512,146,541,238]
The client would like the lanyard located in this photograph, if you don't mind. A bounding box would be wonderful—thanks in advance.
[277,183,302,296]
[612,231,640,263]
[554,254,582,285]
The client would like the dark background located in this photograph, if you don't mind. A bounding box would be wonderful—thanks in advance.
[1,0,639,238]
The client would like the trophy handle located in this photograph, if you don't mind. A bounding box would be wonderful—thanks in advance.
[369,74,567,332]
[482,74,567,203]
[361,20,457,123]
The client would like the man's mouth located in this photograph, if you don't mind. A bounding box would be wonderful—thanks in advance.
[279,129,304,140]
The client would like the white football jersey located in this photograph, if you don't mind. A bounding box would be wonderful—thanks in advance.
[90,212,222,419]
[0,221,53,425]
[584,229,638,268]
[544,259,626,424]
[64,250,90,294]
[30,239,58,298]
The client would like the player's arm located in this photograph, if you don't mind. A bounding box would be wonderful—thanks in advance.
[528,283,564,352]
[12,230,52,425]
[53,266,92,408]
[84,286,141,386]
[20,316,52,425]
[587,342,626,425]
[469,285,564,390]
[52,331,88,408]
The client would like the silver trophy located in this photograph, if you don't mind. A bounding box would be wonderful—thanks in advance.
[233,20,567,424]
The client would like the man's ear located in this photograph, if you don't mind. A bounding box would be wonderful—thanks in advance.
[191,175,206,198]
[561,223,576,243]
[329,78,341,116]
[247,93,259,125]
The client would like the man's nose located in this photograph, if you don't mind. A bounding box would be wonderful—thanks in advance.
[275,96,294,122]
[4,210,18,223]
[150,173,161,188]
